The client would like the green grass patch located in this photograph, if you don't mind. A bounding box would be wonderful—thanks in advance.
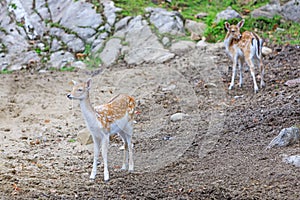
[0,69,13,74]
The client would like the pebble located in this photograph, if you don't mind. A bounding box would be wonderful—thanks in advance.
[170,113,188,122]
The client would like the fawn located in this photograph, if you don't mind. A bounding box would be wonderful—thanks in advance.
[224,19,265,93]
[67,78,135,182]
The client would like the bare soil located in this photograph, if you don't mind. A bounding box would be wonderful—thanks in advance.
[0,44,299,199]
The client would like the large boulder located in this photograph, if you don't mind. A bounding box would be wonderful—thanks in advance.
[145,7,185,35]
[251,0,282,19]
[281,0,300,23]
[122,16,175,65]
[215,7,242,23]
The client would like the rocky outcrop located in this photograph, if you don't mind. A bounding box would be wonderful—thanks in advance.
[0,0,194,71]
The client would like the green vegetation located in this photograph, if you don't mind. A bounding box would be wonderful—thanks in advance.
[113,0,300,44]
[0,69,13,74]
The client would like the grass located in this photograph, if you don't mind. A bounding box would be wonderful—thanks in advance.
[112,0,300,45]
[0,69,13,74]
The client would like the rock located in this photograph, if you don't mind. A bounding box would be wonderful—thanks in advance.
[215,7,242,23]
[77,129,93,145]
[124,16,175,65]
[100,38,122,66]
[196,40,208,49]
[72,61,87,69]
[145,7,185,35]
[170,113,188,122]
[251,0,282,19]
[49,51,75,69]
[266,126,300,149]
[170,41,195,55]
[262,47,272,56]
[185,20,206,38]
[103,0,122,26]
[281,0,300,23]
[284,78,300,87]
[283,155,300,167]
[195,12,208,19]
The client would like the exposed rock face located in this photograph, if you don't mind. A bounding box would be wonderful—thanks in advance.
[1,0,299,71]
[0,1,187,70]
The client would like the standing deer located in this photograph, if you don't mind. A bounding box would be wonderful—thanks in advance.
[224,19,265,93]
[67,78,135,182]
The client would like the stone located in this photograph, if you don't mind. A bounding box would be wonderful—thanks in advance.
[283,155,300,167]
[124,16,175,65]
[49,51,75,69]
[145,7,185,35]
[170,41,196,55]
[170,113,188,122]
[103,0,122,26]
[72,61,87,69]
[284,78,300,87]
[77,128,93,145]
[100,38,122,66]
[215,7,242,23]
[266,126,300,149]
[281,0,300,23]
[251,0,282,19]
[185,20,206,37]
[262,47,272,56]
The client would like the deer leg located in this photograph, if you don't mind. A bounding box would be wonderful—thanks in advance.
[126,124,134,172]
[229,59,237,90]
[238,58,243,88]
[246,58,259,93]
[118,131,129,170]
[101,135,110,182]
[259,58,265,88]
[90,136,101,180]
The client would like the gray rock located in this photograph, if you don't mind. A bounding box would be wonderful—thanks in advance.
[100,38,122,66]
[284,78,300,87]
[266,126,300,149]
[77,128,93,145]
[72,61,86,69]
[262,47,273,56]
[170,41,196,55]
[281,0,300,23]
[185,20,206,37]
[251,0,282,19]
[61,34,85,53]
[49,51,75,69]
[145,7,185,35]
[170,113,188,122]
[124,16,175,65]
[283,155,300,167]
[215,7,242,23]
[103,0,122,26]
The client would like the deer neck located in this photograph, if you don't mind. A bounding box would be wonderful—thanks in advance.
[79,93,101,131]
[224,34,240,57]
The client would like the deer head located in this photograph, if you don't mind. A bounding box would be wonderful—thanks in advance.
[225,19,245,40]
[67,79,91,100]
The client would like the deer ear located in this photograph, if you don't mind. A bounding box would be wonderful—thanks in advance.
[70,80,77,85]
[237,19,245,28]
[86,78,92,90]
[225,22,230,31]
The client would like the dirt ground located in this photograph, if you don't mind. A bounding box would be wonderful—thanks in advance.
[0,43,299,199]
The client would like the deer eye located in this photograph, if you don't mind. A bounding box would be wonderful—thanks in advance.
[78,88,83,92]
